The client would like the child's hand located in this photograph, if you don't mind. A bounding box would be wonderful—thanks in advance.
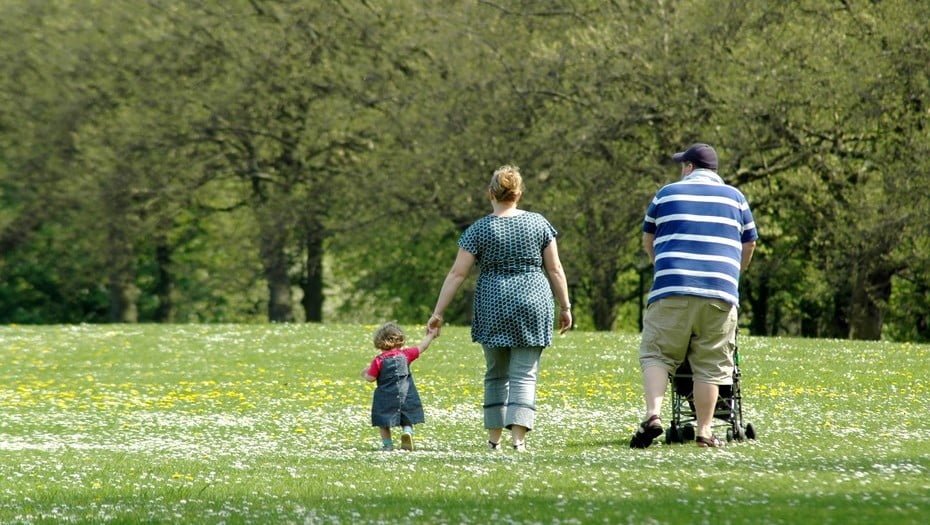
[419,326,439,352]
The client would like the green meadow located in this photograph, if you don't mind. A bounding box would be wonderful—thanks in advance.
[1,324,928,524]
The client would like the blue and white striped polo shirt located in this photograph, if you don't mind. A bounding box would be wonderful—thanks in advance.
[643,170,758,307]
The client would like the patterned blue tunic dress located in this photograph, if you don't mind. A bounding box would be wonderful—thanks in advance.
[458,212,558,348]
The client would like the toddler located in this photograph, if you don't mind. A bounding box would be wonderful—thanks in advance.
[361,322,437,451]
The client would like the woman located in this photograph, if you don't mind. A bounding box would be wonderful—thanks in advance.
[428,165,572,452]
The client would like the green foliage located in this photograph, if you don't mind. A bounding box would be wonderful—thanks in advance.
[1,324,929,523]
[0,223,110,323]
[1,0,928,340]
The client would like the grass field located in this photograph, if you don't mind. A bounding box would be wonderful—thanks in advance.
[1,323,928,524]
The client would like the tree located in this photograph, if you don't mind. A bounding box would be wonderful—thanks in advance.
[715,0,930,339]
[0,1,112,322]
[177,1,425,322]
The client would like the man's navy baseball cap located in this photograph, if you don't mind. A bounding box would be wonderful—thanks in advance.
[672,143,718,170]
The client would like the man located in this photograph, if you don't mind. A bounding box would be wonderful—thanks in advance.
[630,143,758,448]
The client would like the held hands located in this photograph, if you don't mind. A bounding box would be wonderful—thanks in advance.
[427,313,443,337]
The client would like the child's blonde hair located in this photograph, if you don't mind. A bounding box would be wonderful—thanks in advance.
[373,322,406,351]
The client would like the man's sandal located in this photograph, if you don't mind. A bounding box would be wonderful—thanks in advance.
[695,434,724,448]
[629,414,664,449]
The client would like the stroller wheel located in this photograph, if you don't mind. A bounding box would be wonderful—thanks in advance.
[665,422,679,445]
[680,425,695,442]
[745,423,756,440]
[725,428,734,442]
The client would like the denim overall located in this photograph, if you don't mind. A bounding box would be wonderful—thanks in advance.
[371,353,424,427]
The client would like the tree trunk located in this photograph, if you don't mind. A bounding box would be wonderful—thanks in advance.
[637,267,647,332]
[108,276,139,323]
[745,274,770,336]
[593,295,617,331]
[799,298,820,338]
[917,282,930,341]
[591,267,619,331]
[301,228,324,323]
[153,240,173,322]
[769,302,782,337]
[829,290,851,339]
[260,227,294,322]
[106,220,138,323]
[848,268,893,340]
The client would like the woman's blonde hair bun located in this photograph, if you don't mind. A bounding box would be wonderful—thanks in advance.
[489,165,524,202]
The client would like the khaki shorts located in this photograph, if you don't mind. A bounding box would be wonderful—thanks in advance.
[639,296,737,385]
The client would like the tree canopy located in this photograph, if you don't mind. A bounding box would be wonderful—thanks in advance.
[1,0,928,341]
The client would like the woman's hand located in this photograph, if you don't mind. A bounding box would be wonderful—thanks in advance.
[558,309,572,335]
[428,314,443,337]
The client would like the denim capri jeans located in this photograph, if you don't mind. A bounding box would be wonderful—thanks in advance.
[482,345,543,431]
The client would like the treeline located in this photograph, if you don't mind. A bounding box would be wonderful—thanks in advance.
[1,1,928,341]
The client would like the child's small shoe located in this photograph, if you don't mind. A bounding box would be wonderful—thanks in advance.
[381,444,394,452]
[488,440,502,452]
[400,430,414,451]
[512,441,527,452]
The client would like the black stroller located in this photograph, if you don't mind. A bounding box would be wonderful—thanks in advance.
[664,337,756,444]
